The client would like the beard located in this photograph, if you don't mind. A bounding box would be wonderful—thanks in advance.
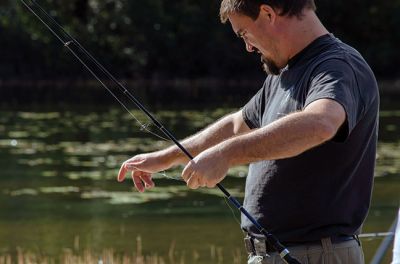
[261,56,281,75]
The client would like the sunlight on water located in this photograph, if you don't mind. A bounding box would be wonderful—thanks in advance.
[376,142,400,177]
[8,188,39,196]
[0,104,399,263]
[81,190,175,204]
[18,112,61,119]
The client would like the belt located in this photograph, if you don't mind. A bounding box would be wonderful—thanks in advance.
[244,235,358,255]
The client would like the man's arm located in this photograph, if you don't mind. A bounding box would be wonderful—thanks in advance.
[182,98,346,188]
[117,109,251,191]
[167,109,251,166]
[224,98,346,163]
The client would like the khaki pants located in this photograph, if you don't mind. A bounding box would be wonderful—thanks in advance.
[247,238,364,264]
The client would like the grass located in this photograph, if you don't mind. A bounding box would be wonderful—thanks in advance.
[0,237,244,264]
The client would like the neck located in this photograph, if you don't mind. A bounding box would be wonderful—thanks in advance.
[278,10,329,64]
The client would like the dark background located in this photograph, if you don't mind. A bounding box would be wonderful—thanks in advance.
[1,0,399,105]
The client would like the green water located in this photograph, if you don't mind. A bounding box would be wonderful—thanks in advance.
[0,99,399,263]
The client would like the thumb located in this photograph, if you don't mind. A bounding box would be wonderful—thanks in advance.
[181,160,195,182]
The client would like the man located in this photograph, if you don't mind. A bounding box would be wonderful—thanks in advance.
[118,0,379,263]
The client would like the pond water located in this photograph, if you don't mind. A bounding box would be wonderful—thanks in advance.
[0,97,399,263]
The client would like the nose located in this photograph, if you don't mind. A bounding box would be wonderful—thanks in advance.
[245,41,254,53]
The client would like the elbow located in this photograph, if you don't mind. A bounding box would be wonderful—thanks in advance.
[316,120,339,142]
[232,111,250,135]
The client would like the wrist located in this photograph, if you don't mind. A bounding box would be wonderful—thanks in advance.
[162,146,190,167]
[216,139,237,167]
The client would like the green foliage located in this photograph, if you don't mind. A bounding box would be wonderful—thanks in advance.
[1,0,399,79]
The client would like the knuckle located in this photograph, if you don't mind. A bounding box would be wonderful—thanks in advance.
[206,181,216,188]
[189,182,198,189]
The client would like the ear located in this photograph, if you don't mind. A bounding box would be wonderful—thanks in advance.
[259,4,277,24]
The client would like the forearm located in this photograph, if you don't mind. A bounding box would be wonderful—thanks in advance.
[162,111,249,166]
[218,110,339,166]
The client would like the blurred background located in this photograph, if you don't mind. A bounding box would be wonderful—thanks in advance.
[0,0,399,263]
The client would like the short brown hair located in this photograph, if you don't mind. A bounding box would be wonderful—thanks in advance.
[220,0,316,23]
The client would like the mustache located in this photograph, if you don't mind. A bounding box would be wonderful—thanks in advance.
[254,47,262,55]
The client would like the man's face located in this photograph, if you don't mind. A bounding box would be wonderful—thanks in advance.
[228,11,282,75]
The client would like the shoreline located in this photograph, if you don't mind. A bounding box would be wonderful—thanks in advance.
[1,78,398,90]
[1,78,399,107]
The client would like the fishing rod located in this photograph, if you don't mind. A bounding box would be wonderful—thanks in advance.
[359,232,395,239]
[20,1,301,263]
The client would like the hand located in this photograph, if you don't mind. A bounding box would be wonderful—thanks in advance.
[117,152,171,192]
[181,147,230,189]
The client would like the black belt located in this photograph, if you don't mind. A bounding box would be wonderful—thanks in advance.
[244,235,358,255]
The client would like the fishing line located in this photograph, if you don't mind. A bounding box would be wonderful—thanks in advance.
[159,171,185,182]
[21,1,301,263]
[223,196,242,227]
[21,0,170,142]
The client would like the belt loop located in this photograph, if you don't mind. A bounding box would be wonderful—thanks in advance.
[321,237,334,264]
[321,237,334,253]
[353,235,361,246]
[244,235,256,254]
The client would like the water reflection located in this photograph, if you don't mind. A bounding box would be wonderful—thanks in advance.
[0,105,399,263]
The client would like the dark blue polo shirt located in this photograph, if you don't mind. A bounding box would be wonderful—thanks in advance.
[241,34,379,242]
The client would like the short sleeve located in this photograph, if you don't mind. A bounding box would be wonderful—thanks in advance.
[306,59,363,141]
[242,86,265,129]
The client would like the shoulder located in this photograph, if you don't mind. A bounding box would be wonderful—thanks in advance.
[310,37,378,105]
[311,36,375,81]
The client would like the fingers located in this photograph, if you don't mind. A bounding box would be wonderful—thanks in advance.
[186,172,199,189]
[132,171,145,192]
[181,162,196,189]
[182,162,197,189]
[182,161,210,189]
[186,173,214,189]
[117,162,128,182]
[141,173,155,189]
[118,155,156,192]
[206,181,216,188]
[132,171,155,192]
[181,161,193,182]
[117,156,146,182]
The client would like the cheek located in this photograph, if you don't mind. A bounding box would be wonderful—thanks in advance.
[263,39,279,57]
[250,33,270,53]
